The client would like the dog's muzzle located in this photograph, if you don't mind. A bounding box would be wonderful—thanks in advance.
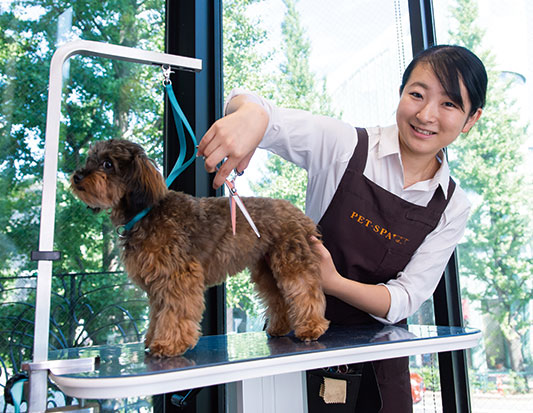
[72,172,85,185]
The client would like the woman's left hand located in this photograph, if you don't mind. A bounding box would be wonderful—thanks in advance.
[309,237,391,318]
[309,236,343,295]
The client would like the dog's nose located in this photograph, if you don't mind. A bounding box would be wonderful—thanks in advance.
[73,172,84,185]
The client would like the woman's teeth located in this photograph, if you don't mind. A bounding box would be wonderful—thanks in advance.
[413,126,435,135]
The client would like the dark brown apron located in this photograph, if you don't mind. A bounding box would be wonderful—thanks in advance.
[315,128,455,413]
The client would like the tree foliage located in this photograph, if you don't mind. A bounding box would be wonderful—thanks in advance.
[223,0,338,323]
[223,0,275,95]
[1,0,165,277]
[447,0,532,371]
[251,0,337,210]
[0,1,164,387]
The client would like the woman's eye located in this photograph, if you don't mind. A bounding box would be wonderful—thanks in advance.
[444,101,457,108]
[410,92,422,99]
[102,160,113,170]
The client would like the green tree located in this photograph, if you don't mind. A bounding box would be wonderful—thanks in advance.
[223,0,277,323]
[448,0,533,372]
[252,0,337,210]
[0,0,164,384]
[1,0,165,277]
[276,0,335,116]
[223,0,338,327]
[223,0,276,95]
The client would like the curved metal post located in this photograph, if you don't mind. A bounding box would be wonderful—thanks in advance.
[29,40,201,412]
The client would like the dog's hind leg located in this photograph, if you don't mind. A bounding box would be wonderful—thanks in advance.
[250,258,291,337]
[269,236,329,342]
[147,259,206,357]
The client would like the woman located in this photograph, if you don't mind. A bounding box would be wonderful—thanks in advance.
[198,45,487,412]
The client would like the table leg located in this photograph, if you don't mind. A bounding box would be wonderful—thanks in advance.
[230,371,307,413]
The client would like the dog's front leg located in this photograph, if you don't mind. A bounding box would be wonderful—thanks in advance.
[144,294,158,350]
[147,259,206,357]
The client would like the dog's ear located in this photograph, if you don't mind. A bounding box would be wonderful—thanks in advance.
[123,154,167,214]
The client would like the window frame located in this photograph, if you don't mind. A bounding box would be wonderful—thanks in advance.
[408,0,472,411]
[163,1,472,411]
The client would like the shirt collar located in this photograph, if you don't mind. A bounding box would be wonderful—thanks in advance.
[375,125,451,198]
[434,151,451,198]
[376,124,401,159]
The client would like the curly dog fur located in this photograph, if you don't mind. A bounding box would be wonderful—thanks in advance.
[71,139,329,357]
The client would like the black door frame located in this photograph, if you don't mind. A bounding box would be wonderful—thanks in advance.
[160,1,225,411]
[408,1,472,411]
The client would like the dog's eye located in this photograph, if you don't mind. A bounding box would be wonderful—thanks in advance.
[101,160,113,171]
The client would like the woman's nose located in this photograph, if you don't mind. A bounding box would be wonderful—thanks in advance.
[416,102,438,123]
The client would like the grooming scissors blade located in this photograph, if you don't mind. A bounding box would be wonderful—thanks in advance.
[224,174,261,238]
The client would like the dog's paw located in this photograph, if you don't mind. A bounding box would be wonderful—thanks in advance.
[294,318,330,342]
[265,316,291,337]
[266,325,291,337]
[149,339,191,358]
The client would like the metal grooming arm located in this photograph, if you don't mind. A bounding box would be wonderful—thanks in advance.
[29,40,201,412]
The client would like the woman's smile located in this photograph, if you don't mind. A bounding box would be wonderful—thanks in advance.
[410,124,437,138]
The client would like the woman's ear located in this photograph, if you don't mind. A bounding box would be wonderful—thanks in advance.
[462,108,483,133]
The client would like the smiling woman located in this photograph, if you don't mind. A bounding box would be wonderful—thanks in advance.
[396,46,487,181]
[396,46,486,187]
[205,24,488,408]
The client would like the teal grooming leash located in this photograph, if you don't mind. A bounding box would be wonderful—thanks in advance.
[122,80,197,233]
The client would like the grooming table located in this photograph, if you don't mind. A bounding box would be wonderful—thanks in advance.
[44,324,480,412]
[30,39,480,412]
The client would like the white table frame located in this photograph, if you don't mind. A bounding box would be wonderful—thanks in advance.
[48,327,481,413]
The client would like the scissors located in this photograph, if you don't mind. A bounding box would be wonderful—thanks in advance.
[223,169,261,238]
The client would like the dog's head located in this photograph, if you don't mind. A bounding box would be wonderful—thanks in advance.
[71,139,167,222]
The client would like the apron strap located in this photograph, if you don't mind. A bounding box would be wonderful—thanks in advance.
[406,177,456,226]
[346,127,369,173]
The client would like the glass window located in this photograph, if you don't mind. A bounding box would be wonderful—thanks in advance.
[1,1,164,411]
[434,0,533,410]
[223,0,442,410]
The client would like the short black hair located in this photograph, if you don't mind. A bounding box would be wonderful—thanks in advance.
[400,45,487,117]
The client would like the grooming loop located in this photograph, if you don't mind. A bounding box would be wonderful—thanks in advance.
[30,39,202,412]
[122,66,198,232]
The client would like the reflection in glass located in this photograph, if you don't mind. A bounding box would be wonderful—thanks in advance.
[49,324,478,380]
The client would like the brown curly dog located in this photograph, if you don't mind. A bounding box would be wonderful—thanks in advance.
[71,139,329,357]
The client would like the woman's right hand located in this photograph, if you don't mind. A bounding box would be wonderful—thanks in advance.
[198,95,269,189]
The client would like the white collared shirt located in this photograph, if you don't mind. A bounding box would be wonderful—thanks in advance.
[225,89,471,324]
